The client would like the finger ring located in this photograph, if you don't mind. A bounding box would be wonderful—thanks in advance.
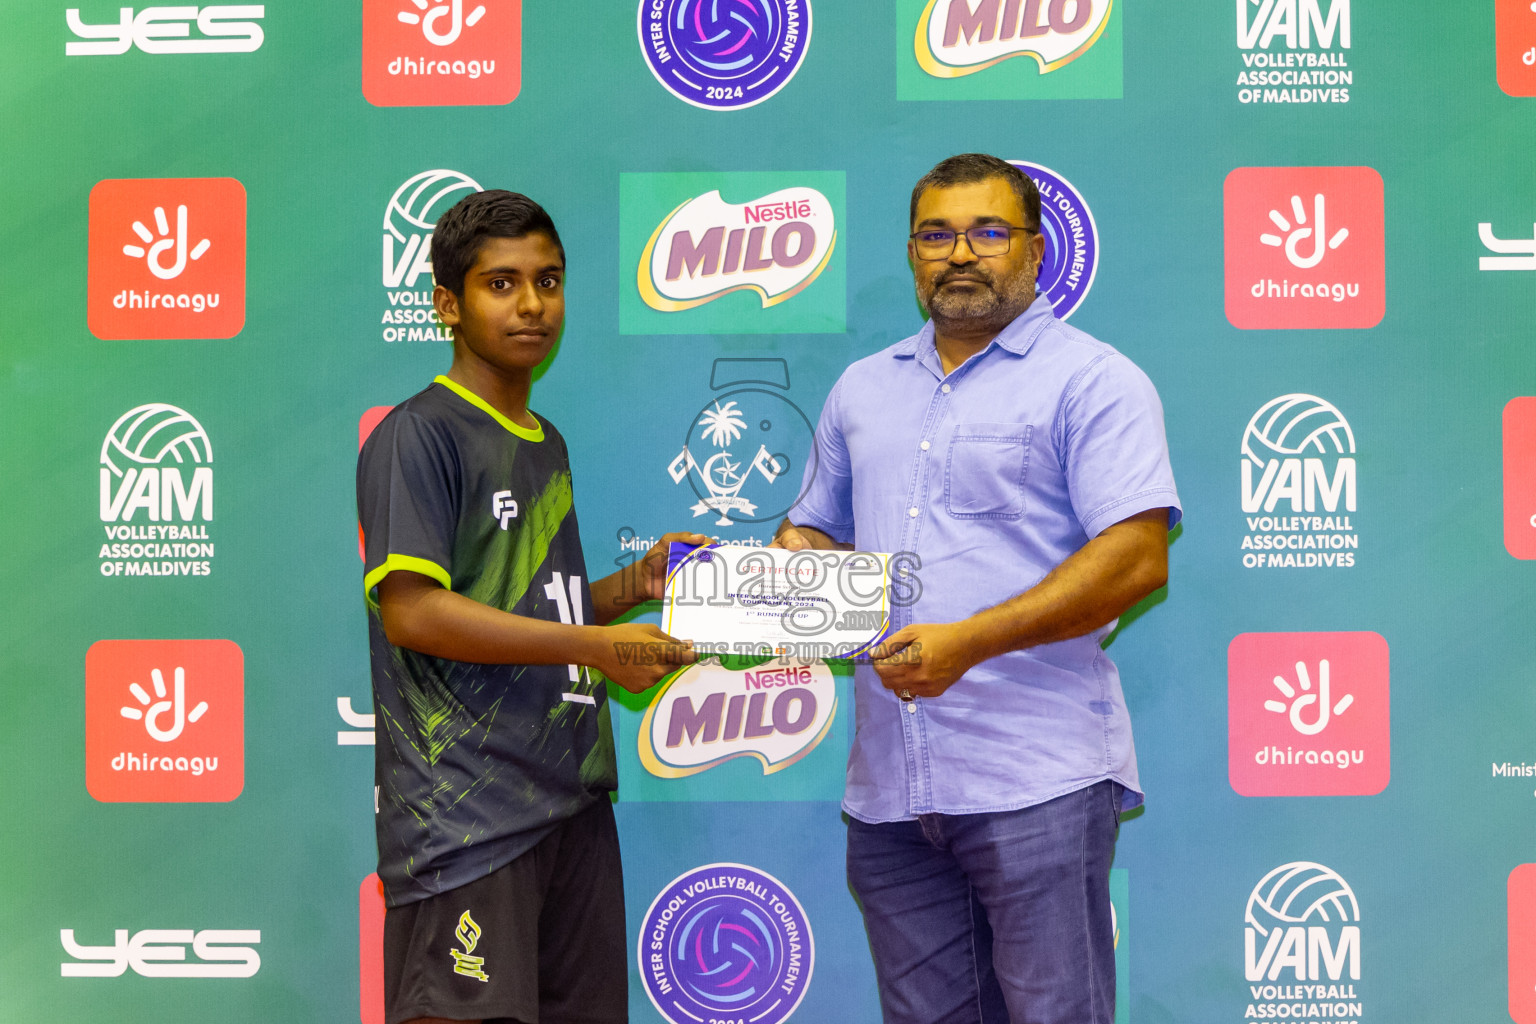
[898,689,913,702]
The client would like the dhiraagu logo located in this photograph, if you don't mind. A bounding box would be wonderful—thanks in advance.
[620,171,845,334]
[898,0,1121,99]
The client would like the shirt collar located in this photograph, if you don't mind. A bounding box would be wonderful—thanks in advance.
[891,293,1057,374]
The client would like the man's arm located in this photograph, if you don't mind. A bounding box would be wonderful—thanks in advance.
[377,571,694,694]
[870,507,1170,699]
[770,519,853,551]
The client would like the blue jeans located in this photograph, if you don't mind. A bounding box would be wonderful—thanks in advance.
[846,781,1123,1024]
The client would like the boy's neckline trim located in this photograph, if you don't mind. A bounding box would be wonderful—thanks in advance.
[434,375,544,442]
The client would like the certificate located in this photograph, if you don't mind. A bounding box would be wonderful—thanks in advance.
[661,543,893,659]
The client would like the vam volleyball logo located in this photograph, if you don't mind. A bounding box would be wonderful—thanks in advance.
[362,0,520,106]
[379,169,481,342]
[84,639,244,803]
[1009,161,1096,320]
[1242,862,1364,1020]
[98,403,216,578]
[1239,394,1358,569]
[622,172,845,334]
[1235,0,1353,106]
[639,863,813,1024]
[639,660,837,777]
[87,177,246,340]
[1224,166,1384,329]
[638,0,811,110]
[1228,631,1389,797]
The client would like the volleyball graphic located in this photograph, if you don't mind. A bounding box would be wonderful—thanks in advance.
[1241,394,1355,466]
[383,169,482,243]
[1244,861,1359,936]
[100,404,212,478]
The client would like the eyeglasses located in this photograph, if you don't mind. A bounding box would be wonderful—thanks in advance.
[909,224,1034,261]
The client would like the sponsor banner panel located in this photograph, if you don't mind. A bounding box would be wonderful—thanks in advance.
[619,171,845,335]
[1234,0,1354,106]
[362,0,521,106]
[1504,397,1536,559]
[896,0,1122,100]
[1512,864,1536,1024]
[1228,631,1389,797]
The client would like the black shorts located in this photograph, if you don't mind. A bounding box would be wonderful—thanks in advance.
[383,798,627,1024]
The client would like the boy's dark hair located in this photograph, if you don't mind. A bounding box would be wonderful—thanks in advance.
[909,153,1040,232]
[430,189,565,296]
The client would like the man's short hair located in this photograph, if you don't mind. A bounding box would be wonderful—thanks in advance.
[430,189,565,296]
[909,154,1040,232]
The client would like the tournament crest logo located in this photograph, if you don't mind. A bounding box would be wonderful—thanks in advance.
[638,0,812,110]
[639,659,838,777]
[915,0,1113,78]
[638,187,836,313]
[1009,161,1096,320]
[667,359,815,528]
[639,863,813,1024]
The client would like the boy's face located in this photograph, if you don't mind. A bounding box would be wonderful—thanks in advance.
[434,232,565,376]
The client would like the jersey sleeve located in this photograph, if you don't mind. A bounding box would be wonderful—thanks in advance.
[786,373,856,545]
[358,408,460,596]
[1059,353,1183,539]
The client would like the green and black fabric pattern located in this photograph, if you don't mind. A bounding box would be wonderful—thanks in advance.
[358,376,615,908]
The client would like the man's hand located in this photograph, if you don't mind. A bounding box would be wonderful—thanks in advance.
[591,622,696,694]
[636,531,713,602]
[869,621,977,700]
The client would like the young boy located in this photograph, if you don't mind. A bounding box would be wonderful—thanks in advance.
[357,189,704,1024]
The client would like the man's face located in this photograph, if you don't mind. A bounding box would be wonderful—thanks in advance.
[909,176,1045,332]
[434,232,565,375]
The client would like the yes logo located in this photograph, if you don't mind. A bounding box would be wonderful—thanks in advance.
[1497,0,1536,96]
[1480,222,1536,271]
[900,0,1121,99]
[362,0,520,106]
[85,639,244,802]
[1228,631,1388,797]
[66,6,265,55]
[88,178,246,339]
[1224,166,1383,330]
[61,927,261,977]
[621,172,845,334]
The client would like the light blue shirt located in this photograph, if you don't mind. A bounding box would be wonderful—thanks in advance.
[790,295,1181,822]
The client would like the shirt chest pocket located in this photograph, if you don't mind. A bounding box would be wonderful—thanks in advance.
[943,423,1032,519]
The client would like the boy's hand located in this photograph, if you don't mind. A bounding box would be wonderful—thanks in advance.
[637,531,713,601]
[593,622,696,693]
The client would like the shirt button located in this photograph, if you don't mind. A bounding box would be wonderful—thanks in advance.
[920,440,931,451]
[908,507,919,518]
[906,702,917,714]
[941,384,952,394]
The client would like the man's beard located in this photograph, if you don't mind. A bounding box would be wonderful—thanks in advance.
[919,262,1037,333]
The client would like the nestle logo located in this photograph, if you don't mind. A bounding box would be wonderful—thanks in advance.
[742,666,814,690]
[743,199,813,224]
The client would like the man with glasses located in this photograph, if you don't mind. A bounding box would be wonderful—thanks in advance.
[775,153,1180,1023]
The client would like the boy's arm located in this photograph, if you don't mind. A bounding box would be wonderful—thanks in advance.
[588,530,713,625]
[377,571,693,693]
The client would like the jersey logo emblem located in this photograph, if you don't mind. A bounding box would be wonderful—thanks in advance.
[449,909,489,982]
[492,490,518,529]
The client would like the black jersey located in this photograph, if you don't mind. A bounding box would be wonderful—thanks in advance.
[358,376,615,907]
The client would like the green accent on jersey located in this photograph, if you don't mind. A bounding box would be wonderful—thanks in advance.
[464,469,575,612]
[364,553,452,597]
[434,375,546,442]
